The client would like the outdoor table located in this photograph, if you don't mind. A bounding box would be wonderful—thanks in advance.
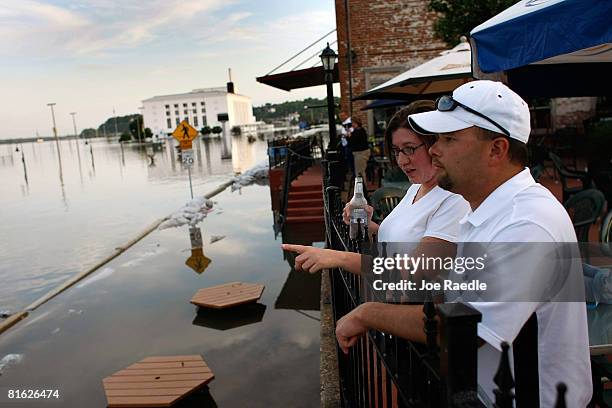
[588,303,612,355]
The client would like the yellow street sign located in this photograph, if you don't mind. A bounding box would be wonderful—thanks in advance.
[186,247,211,274]
[172,120,199,143]
[180,140,193,150]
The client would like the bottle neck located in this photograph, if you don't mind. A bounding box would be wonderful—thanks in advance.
[353,178,363,195]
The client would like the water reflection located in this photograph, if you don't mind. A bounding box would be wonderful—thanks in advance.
[186,227,211,274]
[0,186,320,407]
[0,135,269,311]
[192,303,266,331]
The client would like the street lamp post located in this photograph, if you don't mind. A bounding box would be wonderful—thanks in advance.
[320,43,338,149]
[47,103,61,161]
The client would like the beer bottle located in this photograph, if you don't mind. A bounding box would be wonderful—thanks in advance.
[349,176,368,240]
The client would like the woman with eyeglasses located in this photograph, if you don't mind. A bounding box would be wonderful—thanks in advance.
[282,100,469,276]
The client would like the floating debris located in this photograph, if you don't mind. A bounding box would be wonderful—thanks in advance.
[231,160,269,191]
[210,235,225,244]
[76,267,115,288]
[0,354,23,375]
[159,197,214,230]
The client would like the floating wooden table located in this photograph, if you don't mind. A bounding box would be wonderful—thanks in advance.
[190,281,265,309]
[103,355,214,407]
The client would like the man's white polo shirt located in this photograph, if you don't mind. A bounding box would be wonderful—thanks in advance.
[457,168,591,407]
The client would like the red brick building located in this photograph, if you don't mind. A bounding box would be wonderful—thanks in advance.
[334,0,448,131]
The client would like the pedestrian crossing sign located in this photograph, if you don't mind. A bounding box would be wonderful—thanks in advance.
[172,120,199,143]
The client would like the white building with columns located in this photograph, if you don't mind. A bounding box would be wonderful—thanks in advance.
[141,85,255,137]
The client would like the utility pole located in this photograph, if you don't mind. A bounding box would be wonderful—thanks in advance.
[70,112,82,165]
[47,103,61,162]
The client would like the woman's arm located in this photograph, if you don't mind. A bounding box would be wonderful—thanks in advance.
[281,244,363,275]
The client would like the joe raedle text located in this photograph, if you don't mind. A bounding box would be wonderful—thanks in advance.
[372,279,487,292]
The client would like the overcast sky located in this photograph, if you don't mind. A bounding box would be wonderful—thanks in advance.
[0,0,339,139]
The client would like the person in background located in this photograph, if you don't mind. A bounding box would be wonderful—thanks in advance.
[340,114,355,176]
[347,118,370,181]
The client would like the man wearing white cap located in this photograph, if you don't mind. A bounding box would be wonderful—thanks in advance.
[406,80,591,406]
[334,80,591,407]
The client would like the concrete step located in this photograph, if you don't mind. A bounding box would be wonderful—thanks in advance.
[287,198,324,208]
[285,215,325,224]
[287,207,324,217]
[288,191,321,200]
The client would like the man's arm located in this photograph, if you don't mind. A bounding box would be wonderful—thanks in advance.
[335,302,429,354]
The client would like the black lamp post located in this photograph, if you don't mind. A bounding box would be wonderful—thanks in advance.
[320,43,338,149]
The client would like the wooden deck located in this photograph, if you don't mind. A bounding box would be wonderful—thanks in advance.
[190,282,264,309]
[103,355,214,407]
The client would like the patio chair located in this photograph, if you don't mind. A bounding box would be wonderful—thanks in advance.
[381,166,411,191]
[370,186,406,224]
[564,189,606,242]
[549,152,591,203]
[602,210,612,243]
[530,164,545,182]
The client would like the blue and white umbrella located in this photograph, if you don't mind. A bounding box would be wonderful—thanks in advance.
[470,0,612,96]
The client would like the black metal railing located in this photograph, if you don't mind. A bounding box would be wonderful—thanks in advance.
[320,156,567,408]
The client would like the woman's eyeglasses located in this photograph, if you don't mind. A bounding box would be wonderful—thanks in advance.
[436,95,510,137]
[391,143,425,157]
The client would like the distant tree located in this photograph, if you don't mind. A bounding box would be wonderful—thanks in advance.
[144,128,153,139]
[119,133,131,142]
[231,126,242,135]
[211,126,223,135]
[98,114,141,136]
[429,0,518,45]
[253,97,340,123]
[80,128,97,139]
[128,115,144,140]
[201,126,212,135]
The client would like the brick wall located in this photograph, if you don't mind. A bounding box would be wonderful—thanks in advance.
[334,0,448,127]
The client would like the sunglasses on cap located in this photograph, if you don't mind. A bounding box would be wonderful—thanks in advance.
[436,95,511,138]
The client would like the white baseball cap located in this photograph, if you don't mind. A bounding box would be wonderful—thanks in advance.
[408,80,531,143]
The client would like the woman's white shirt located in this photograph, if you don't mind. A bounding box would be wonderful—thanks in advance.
[377,184,470,243]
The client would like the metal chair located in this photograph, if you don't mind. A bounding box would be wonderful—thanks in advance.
[549,152,591,203]
[370,186,406,223]
[564,189,606,242]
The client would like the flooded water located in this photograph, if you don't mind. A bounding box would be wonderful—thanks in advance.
[0,135,322,407]
[0,136,265,312]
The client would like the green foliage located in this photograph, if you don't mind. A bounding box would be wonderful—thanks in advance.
[144,128,153,139]
[201,126,212,135]
[231,126,242,135]
[98,114,141,136]
[211,126,223,134]
[79,128,97,139]
[119,133,131,142]
[253,97,340,123]
[429,0,519,45]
